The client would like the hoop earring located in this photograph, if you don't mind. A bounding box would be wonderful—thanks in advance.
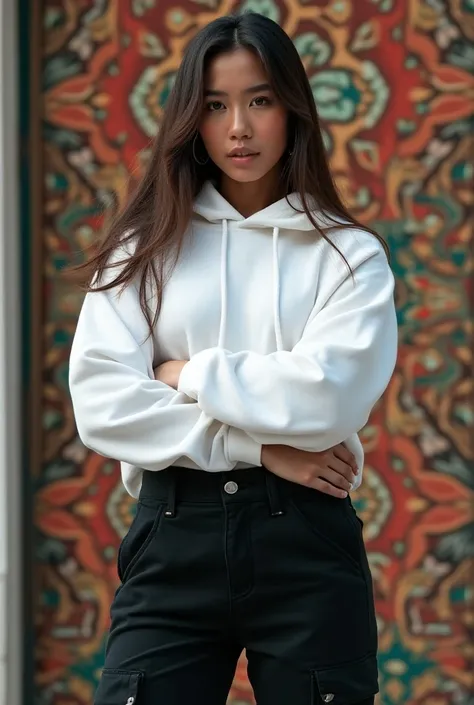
[193,134,209,166]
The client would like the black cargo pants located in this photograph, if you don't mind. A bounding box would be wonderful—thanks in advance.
[95,466,378,705]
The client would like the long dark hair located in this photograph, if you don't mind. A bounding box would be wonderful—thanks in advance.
[77,13,388,332]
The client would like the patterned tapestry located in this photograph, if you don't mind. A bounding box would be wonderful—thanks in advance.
[35,0,473,703]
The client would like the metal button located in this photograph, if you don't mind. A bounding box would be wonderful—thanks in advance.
[322,695,334,703]
[224,481,239,495]
[126,698,135,705]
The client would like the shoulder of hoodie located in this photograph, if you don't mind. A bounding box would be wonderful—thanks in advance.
[94,232,175,306]
[313,220,390,273]
[110,230,139,264]
[91,230,139,290]
[305,226,394,315]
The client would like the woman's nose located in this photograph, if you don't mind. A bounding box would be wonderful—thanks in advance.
[228,109,252,141]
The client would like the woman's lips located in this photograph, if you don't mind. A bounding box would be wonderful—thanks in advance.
[228,153,260,165]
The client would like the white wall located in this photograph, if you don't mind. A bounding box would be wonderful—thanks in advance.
[0,0,23,702]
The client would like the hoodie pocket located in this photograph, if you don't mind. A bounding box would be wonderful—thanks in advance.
[312,653,378,704]
[94,669,143,705]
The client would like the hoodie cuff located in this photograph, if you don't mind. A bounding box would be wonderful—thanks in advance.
[226,426,262,466]
[177,348,216,400]
[177,360,199,400]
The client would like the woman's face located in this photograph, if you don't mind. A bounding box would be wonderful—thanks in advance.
[199,48,288,186]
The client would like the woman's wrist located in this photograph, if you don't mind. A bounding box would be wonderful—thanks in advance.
[261,445,274,467]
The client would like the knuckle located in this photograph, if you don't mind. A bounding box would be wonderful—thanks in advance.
[301,470,315,487]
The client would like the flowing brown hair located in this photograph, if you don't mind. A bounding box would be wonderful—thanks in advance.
[76,13,388,333]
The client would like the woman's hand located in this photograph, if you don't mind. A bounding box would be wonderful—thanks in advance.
[261,443,358,498]
[154,361,188,389]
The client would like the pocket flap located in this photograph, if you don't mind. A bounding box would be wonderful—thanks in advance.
[313,654,378,704]
[94,669,142,704]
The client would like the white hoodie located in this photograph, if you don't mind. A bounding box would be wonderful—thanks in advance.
[69,182,397,498]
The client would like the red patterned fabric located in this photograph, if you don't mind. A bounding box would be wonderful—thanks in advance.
[37,1,473,703]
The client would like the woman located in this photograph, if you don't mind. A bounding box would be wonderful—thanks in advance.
[69,12,397,705]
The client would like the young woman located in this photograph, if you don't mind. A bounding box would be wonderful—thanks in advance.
[69,12,397,705]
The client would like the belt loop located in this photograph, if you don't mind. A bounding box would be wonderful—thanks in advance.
[164,472,177,518]
[264,472,284,517]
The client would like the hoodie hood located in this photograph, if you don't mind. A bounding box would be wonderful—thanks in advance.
[193,181,340,231]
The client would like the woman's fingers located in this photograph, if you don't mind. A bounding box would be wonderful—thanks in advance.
[310,477,348,499]
[333,443,358,473]
[328,457,355,484]
[318,467,353,493]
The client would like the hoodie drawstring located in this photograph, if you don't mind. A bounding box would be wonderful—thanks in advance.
[272,227,283,352]
[218,219,229,349]
[217,221,283,354]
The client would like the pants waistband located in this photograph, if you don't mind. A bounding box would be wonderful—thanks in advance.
[140,467,286,518]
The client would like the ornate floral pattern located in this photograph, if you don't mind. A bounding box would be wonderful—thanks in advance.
[37,0,473,703]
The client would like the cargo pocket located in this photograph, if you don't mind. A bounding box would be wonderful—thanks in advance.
[94,669,143,705]
[312,653,378,704]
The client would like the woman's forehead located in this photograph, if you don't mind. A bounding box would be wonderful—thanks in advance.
[204,48,269,91]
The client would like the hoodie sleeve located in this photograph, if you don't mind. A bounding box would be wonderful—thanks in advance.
[69,278,262,473]
[178,246,397,452]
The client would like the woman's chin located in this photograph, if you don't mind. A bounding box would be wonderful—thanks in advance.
[220,166,271,184]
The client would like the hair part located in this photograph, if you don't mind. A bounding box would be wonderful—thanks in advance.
[74,13,389,333]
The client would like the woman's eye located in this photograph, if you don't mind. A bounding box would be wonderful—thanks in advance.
[252,96,271,107]
[207,101,224,111]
